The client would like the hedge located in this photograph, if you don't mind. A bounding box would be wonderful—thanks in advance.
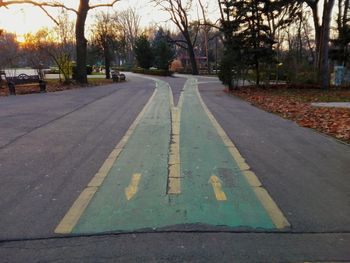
[132,68,174,76]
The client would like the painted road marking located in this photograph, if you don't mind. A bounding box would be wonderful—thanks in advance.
[72,79,173,233]
[167,85,185,194]
[168,107,181,194]
[209,175,227,201]
[54,88,158,234]
[125,173,142,200]
[194,78,290,229]
[54,187,97,234]
[57,76,289,234]
[254,188,290,229]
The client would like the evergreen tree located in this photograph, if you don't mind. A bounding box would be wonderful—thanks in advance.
[152,29,175,70]
[331,0,350,67]
[218,0,248,89]
[218,0,296,87]
[134,35,154,69]
[238,0,277,85]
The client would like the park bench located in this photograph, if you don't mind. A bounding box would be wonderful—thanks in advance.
[111,70,126,82]
[3,73,46,95]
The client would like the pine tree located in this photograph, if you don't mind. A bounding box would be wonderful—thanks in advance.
[219,0,297,87]
[152,29,175,70]
[134,35,154,69]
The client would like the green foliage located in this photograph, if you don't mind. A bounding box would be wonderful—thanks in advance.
[57,54,73,84]
[134,35,154,69]
[331,24,350,66]
[218,0,295,87]
[132,68,173,76]
[219,44,244,89]
[152,28,175,70]
[114,64,133,72]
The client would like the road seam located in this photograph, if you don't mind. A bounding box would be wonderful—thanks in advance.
[194,78,290,229]
[54,88,158,234]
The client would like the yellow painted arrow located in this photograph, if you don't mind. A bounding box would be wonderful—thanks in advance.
[209,175,227,201]
[125,173,142,200]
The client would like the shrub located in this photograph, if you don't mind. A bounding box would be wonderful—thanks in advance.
[132,68,174,76]
[114,65,133,72]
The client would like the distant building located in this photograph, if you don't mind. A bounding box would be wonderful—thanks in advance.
[178,54,207,72]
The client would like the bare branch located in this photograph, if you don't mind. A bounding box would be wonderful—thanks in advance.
[89,0,119,10]
[38,5,59,25]
[0,1,78,13]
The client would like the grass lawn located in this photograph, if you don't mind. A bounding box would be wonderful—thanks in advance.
[229,85,350,144]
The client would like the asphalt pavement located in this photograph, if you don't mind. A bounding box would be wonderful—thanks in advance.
[0,73,349,262]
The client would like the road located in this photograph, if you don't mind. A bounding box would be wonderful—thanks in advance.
[0,73,349,262]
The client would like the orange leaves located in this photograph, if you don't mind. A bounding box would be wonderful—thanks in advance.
[231,87,350,143]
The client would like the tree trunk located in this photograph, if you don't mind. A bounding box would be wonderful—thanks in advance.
[309,2,321,69]
[204,29,210,74]
[184,33,198,75]
[255,56,260,86]
[75,0,89,84]
[320,0,335,89]
[104,45,111,79]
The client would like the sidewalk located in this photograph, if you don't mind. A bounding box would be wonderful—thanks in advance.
[312,102,350,108]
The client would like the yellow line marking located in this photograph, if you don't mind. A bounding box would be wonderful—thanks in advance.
[124,173,142,200]
[54,187,97,234]
[169,152,180,165]
[54,88,158,234]
[167,81,184,195]
[210,175,227,201]
[134,79,182,195]
[169,163,181,178]
[168,177,181,194]
[242,171,262,187]
[168,84,174,108]
[88,172,107,187]
[194,78,290,229]
[168,106,181,194]
[172,108,180,123]
[97,157,116,174]
[166,77,185,195]
[254,188,290,229]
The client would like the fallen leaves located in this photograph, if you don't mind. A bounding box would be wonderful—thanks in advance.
[230,86,350,143]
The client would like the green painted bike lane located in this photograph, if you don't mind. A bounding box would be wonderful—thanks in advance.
[73,80,176,233]
[72,78,276,234]
[175,78,274,228]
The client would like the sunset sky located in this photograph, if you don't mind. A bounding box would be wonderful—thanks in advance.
[0,0,220,39]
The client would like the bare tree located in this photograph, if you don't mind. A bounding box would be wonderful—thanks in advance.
[303,0,336,88]
[0,30,19,70]
[152,0,199,75]
[0,0,119,84]
[319,0,335,89]
[91,12,119,79]
[53,9,75,83]
[198,0,210,74]
[113,8,141,65]
[21,29,52,70]
[22,26,74,83]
